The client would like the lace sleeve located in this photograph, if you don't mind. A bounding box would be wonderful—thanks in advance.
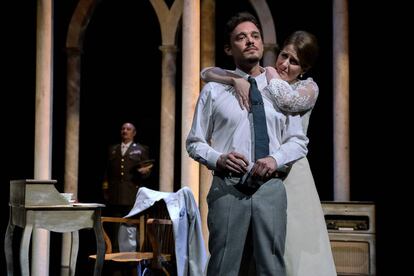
[264,77,319,113]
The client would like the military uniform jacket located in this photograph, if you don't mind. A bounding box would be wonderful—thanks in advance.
[105,142,149,206]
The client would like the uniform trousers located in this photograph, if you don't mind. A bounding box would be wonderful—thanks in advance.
[206,175,287,276]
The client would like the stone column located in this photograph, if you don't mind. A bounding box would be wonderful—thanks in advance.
[333,0,350,200]
[33,0,53,274]
[64,47,81,197]
[200,0,215,250]
[149,0,183,192]
[159,45,177,192]
[62,1,101,272]
[181,0,200,202]
[60,47,81,275]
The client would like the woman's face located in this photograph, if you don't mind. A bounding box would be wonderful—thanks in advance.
[275,44,303,83]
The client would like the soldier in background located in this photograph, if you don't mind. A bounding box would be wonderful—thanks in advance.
[102,122,153,217]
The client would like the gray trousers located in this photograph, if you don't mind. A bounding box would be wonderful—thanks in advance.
[206,176,287,276]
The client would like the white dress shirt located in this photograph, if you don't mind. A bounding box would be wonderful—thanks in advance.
[121,141,132,156]
[186,68,308,170]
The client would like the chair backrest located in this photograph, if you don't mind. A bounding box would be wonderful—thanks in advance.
[91,200,175,275]
[146,218,174,270]
[138,200,175,270]
[100,216,141,254]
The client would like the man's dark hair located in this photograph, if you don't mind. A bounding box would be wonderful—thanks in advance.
[224,12,263,46]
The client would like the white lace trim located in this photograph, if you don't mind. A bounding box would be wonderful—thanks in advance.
[264,78,319,113]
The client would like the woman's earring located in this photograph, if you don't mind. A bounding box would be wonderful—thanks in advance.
[300,73,304,79]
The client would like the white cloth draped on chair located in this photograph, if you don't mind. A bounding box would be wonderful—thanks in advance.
[121,187,208,276]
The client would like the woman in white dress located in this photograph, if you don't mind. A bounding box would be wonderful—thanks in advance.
[201,30,336,276]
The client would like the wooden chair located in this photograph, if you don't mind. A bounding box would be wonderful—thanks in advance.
[89,203,175,275]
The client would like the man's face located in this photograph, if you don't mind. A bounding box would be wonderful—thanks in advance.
[226,21,263,65]
[121,123,136,143]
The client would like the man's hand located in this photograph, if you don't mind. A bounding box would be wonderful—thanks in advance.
[138,164,153,177]
[216,151,249,174]
[251,156,278,178]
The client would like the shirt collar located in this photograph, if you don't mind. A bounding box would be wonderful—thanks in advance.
[122,141,133,148]
[234,67,267,86]
[234,66,265,78]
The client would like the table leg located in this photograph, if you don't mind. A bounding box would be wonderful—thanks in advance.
[5,207,15,276]
[93,210,105,276]
[20,219,34,276]
[69,231,79,276]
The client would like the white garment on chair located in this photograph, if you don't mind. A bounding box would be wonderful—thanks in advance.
[124,187,208,276]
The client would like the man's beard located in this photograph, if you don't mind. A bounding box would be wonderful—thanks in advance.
[246,55,260,64]
[238,55,261,68]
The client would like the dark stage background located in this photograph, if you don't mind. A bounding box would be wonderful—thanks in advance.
[5,0,400,275]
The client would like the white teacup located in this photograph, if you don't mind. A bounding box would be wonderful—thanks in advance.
[61,193,74,202]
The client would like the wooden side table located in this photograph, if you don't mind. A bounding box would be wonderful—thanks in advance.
[5,203,106,276]
[5,180,105,276]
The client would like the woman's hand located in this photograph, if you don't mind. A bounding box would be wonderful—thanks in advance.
[265,66,281,81]
[232,78,251,112]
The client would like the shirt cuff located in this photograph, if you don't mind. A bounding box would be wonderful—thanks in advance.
[270,152,287,169]
[207,150,222,170]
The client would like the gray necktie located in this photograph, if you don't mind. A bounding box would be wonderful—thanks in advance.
[248,76,269,160]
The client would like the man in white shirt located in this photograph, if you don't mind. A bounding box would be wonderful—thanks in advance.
[186,12,308,276]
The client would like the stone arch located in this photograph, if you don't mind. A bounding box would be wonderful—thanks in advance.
[249,0,278,66]
[63,0,184,195]
[149,0,183,192]
[64,0,101,195]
